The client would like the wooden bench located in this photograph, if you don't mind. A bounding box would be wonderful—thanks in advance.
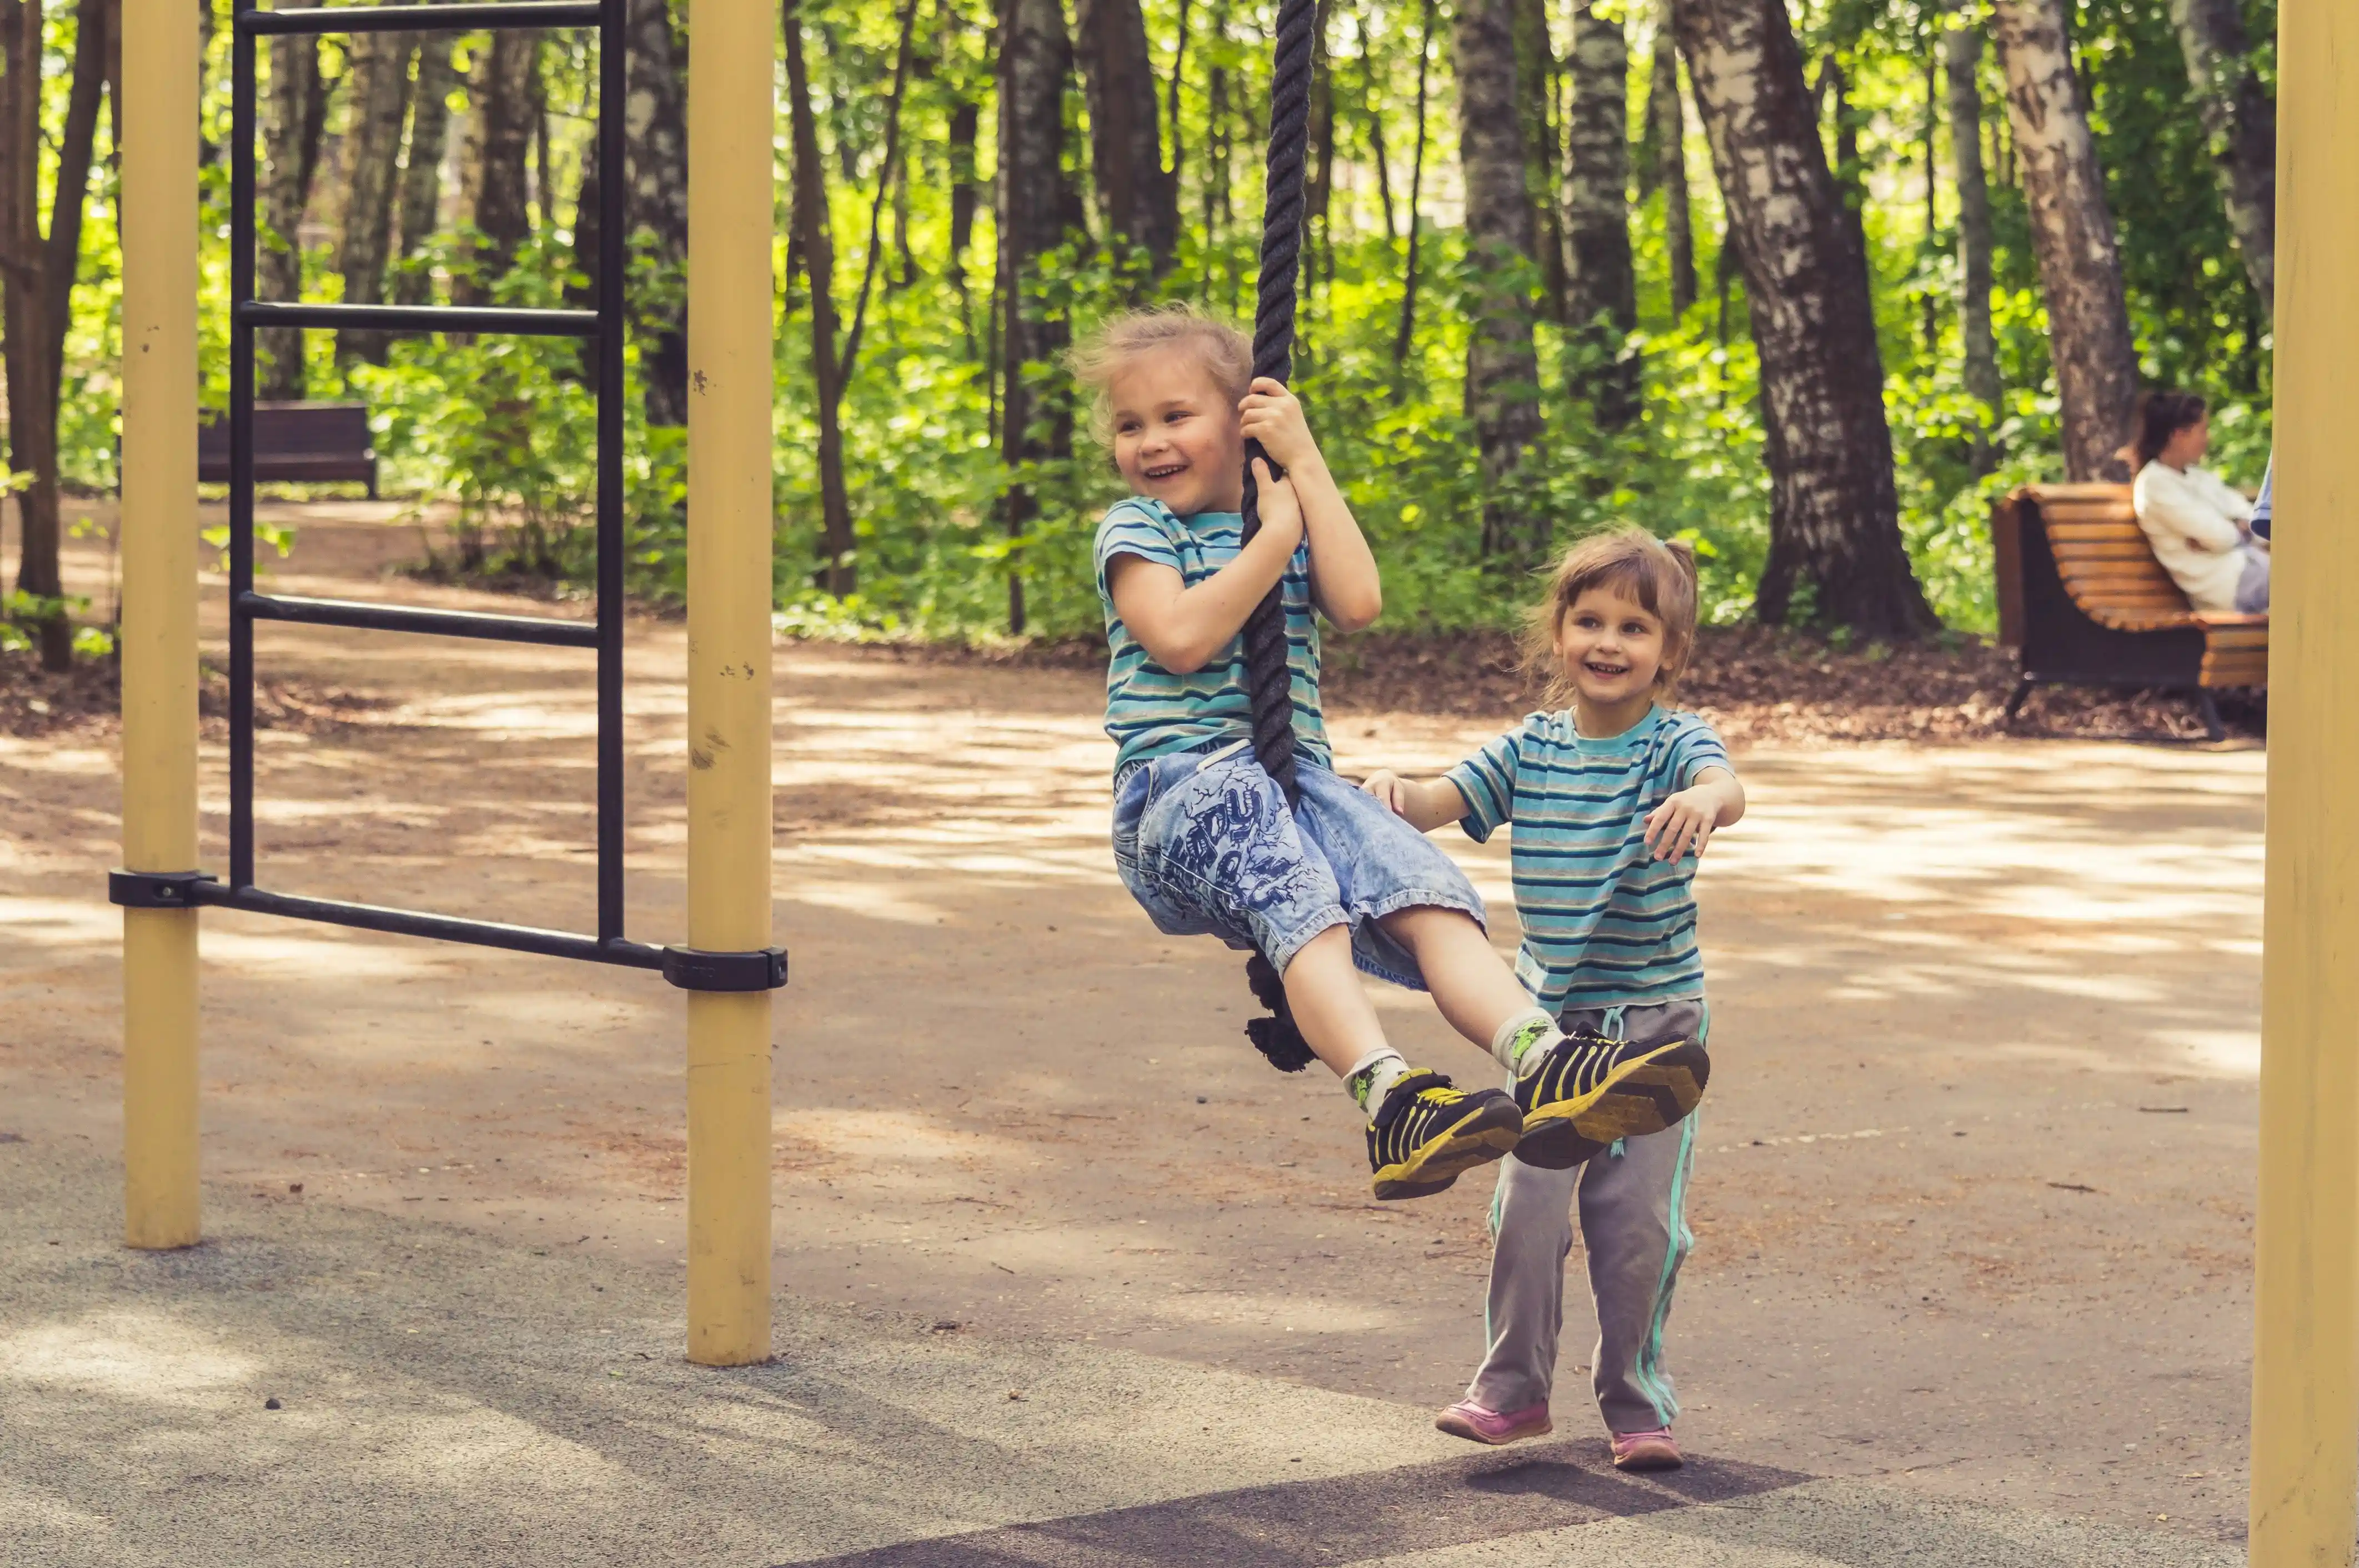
[1992,483,2266,741]
[197,401,378,496]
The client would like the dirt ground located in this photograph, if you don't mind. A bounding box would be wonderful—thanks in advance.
[1,501,2262,1549]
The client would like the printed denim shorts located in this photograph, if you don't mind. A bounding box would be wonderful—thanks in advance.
[1111,740,1487,989]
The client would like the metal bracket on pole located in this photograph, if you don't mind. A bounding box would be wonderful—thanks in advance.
[108,870,219,909]
[661,946,789,992]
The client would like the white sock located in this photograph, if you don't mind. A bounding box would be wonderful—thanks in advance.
[1344,1048,1411,1112]
[1490,1008,1563,1075]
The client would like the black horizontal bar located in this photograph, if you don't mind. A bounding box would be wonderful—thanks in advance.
[193,882,667,971]
[240,591,599,648]
[237,300,598,338]
[240,2,599,36]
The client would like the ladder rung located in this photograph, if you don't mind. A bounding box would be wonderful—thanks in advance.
[237,300,598,339]
[240,2,602,36]
[240,592,600,648]
[193,882,665,970]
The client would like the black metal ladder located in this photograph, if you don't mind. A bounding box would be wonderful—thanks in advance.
[111,0,783,994]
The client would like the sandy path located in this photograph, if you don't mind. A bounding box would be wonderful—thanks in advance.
[2,503,2261,1546]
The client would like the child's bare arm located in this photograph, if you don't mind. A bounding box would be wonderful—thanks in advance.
[1107,460,1303,675]
[1239,378,1381,633]
[1360,770,1470,834]
[1643,766,1745,863]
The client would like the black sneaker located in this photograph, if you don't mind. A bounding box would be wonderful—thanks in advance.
[1510,1028,1709,1170]
[1366,1071,1524,1200]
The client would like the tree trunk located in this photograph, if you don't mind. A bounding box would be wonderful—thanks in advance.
[624,0,688,426]
[2166,0,2274,313]
[1992,0,2138,482]
[1816,55,1869,274]
[258,33,325,398]
[1943,2,2000,473]
[1513,0,1563,321]
[997,0,1076,635]
[390,32,457,305]
[1306,0,1333,314]
[1673,0,1934,637]
[0,0,109,669]
[1393,0,1433,369]
[1454,0,1544,563]
[1074,0,1177,273]
[457,31,536,305]
[337,32,414,364]
[1562,1,1637,428]
[1360,18,1395,243]
[784,0,852,597]
[947,97,979,298]
[1647,0,1696,318]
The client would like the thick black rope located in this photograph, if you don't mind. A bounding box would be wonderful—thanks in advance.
[1240,0,1319,1074]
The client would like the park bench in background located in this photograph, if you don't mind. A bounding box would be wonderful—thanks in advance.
[197,401,377,497]
[1992,483,2267,741]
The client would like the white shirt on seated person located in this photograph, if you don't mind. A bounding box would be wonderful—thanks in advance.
[2129,409,2267,614]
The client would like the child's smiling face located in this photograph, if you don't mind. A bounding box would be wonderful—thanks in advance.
[1108,349,1244,517]
[1555,583,1668,713]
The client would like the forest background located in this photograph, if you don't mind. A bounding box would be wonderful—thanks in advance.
[0,0,2278,669]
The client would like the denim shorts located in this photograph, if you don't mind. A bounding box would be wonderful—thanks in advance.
[1111,740,1487,989]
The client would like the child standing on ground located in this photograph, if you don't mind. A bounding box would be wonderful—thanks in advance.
[1360,529,1743,1468]
[1075,308,1712,1203]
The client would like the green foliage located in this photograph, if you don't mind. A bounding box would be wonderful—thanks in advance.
[14,0,2281,656]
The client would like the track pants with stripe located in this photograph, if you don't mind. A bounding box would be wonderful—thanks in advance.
[1464,998,1704,1434]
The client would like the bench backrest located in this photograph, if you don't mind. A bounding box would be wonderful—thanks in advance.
[1995,484,2195,643]
[196,401,374,475]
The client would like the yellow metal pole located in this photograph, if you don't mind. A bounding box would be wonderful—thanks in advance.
[118,0,202,1250]
[2250,2,2359,1558]
[682,0,777,1366]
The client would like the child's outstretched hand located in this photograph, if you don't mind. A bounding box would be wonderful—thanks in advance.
[1239,378,1321,473]
[1361,768,1412,816]
[1251,456,1303,547]
[1643,786,1722,863]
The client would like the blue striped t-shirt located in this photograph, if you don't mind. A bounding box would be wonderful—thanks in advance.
[1446,706,1732,1012]
[1093,497,1332,776]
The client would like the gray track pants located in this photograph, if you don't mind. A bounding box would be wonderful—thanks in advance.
[1465,998,1705,1435]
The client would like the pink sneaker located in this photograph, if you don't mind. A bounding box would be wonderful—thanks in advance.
[1434,1399,1553,1446]
[1609,1425,1683,1471]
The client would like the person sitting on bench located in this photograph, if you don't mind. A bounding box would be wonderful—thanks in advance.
[2125,390,2268,614]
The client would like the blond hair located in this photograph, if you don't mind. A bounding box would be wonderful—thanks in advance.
[1067,304,1254,446]
[1523,527,1702,704]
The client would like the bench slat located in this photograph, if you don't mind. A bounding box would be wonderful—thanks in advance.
[2000,484,2268,703]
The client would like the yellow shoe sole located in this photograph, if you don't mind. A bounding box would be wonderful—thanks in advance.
[1513,1040,1710,1170]
[1371,1098,1524,1200]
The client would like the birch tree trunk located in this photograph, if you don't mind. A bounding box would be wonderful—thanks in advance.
[1562,0,1637,428]
[1992,0,2137,481]
[1647,0,1696,319]
[625,0,688,425]
[0,0,109,669]
[456,32,536,306]
[390,32,457,305]
[1454,0,1544,563]
[258,33,325,398]
[336,33,413,364]
[1943,2,2000,472]
[2166,0,2274,313]
[1075,0,1177,273]
[1672,0,1934,636]
[997,0,1077,633]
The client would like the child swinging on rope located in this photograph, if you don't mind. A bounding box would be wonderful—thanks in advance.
[1361,528,1744,1469]
[1074,306,1710,1202]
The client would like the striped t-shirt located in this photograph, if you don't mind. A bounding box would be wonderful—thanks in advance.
[1093,497,1332,776]
[1446,706,1732,1011]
